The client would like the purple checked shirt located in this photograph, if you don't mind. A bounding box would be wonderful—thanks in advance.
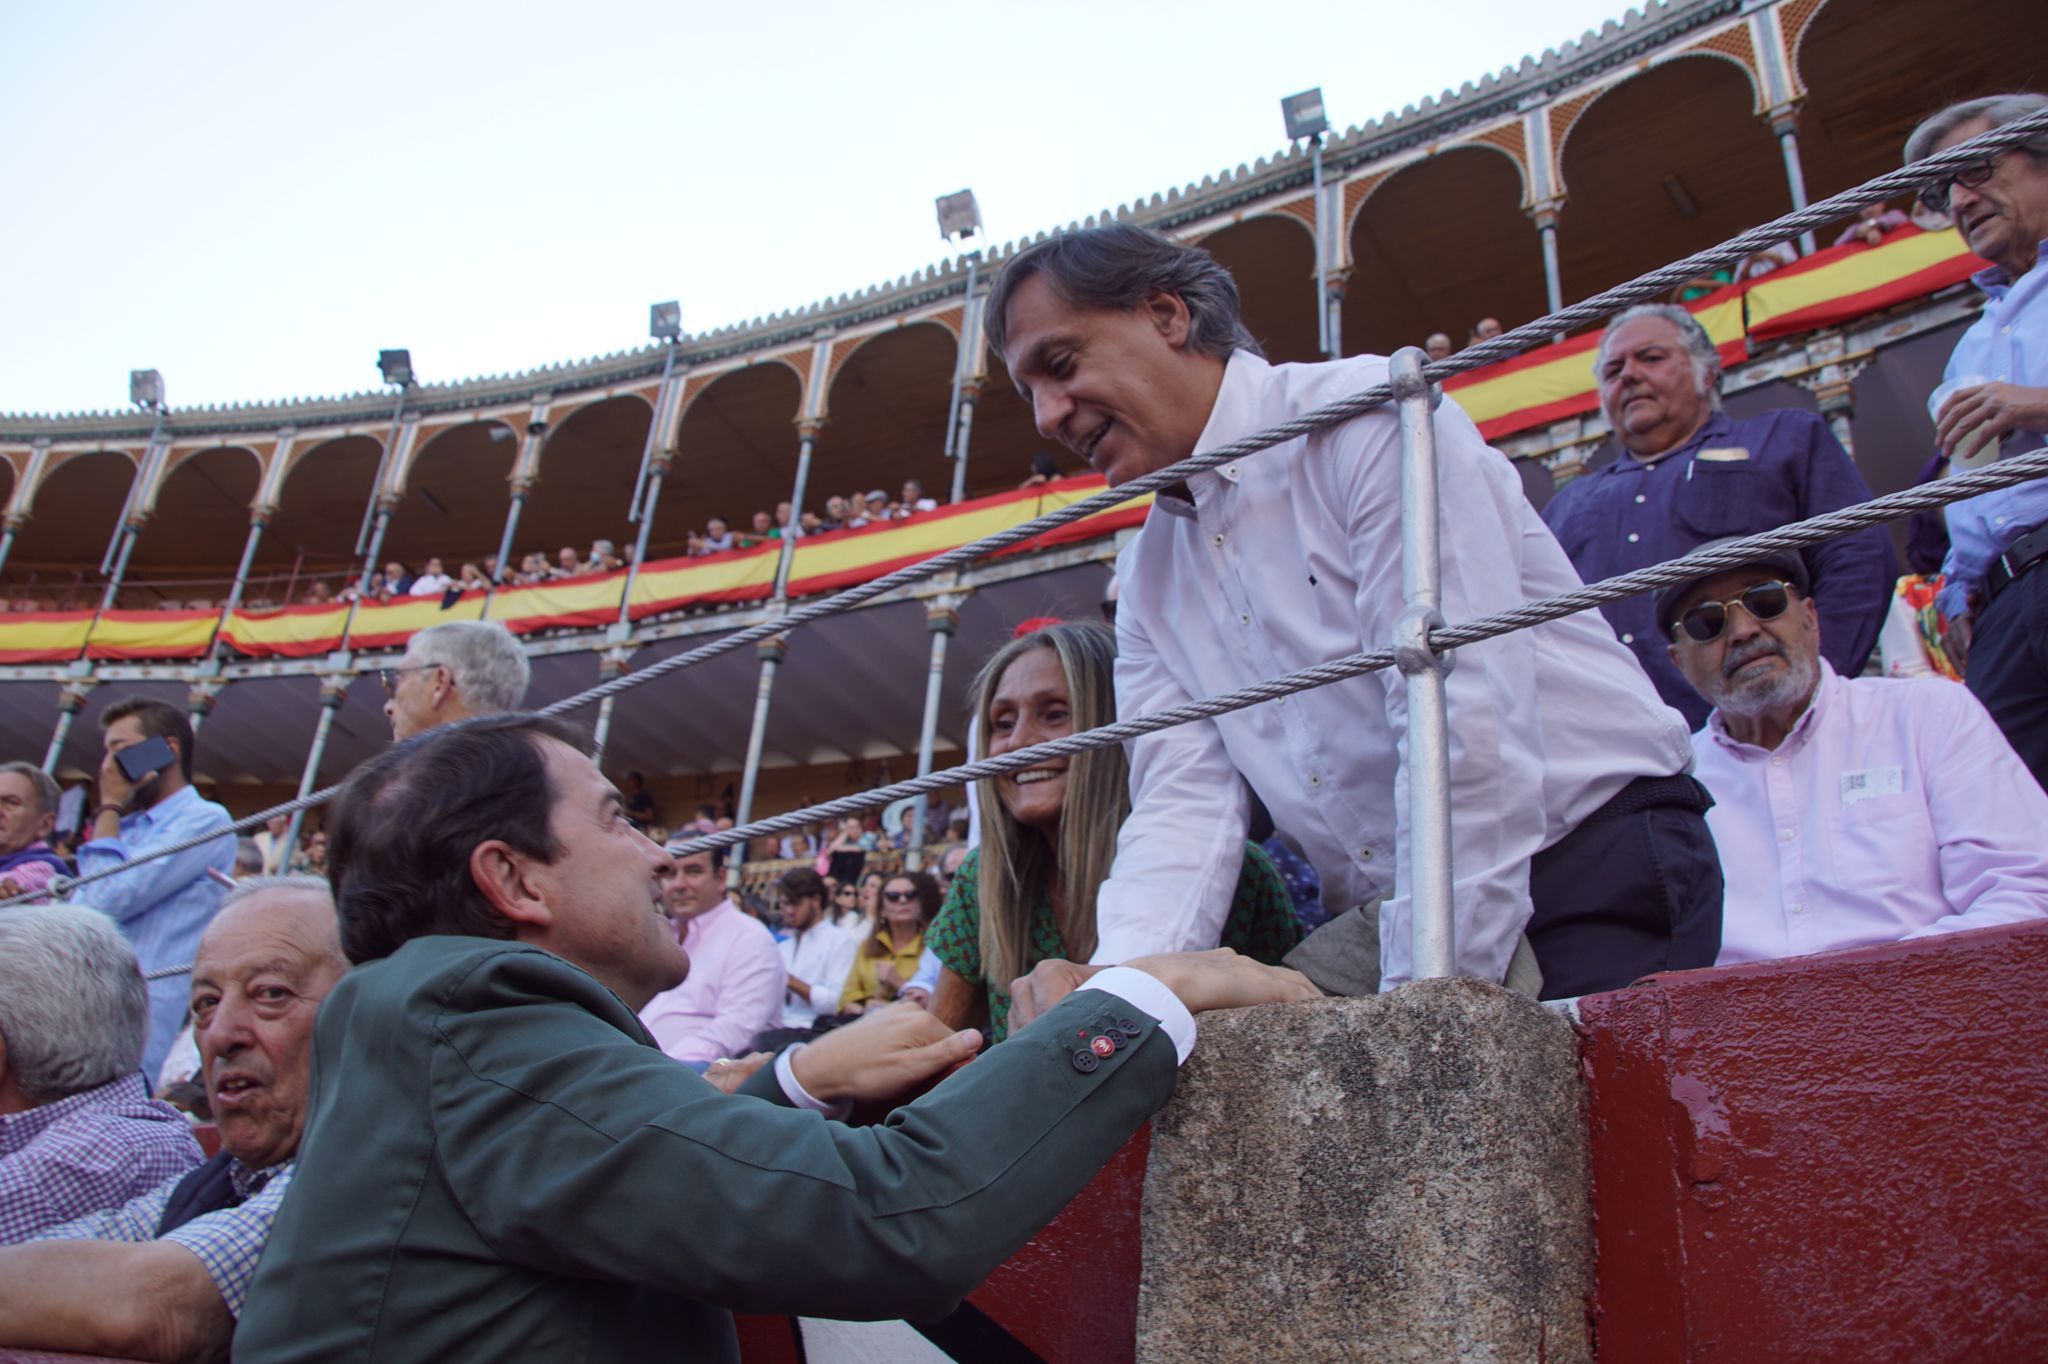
[0,1071,203,1244]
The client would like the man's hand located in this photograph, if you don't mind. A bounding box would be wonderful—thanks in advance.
[1935,381,2048,462]
[705,1052,773,1094]
[788,1001,982,1105]
[1943,608,1975,675]
[96,748,140,814]
[0,877,21,900]
[1007,959,1110,1031]
[1123,949,1323,1014]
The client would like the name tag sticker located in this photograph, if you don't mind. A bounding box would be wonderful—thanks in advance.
[1840,767,1904,807]
[1696,447,1751,463]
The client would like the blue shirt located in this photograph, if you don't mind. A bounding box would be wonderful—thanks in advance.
[1542,408,1898,729]
[1937,243,2048,618]
[69,784,234,1080]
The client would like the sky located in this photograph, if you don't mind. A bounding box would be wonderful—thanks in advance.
[0,0,1638,417]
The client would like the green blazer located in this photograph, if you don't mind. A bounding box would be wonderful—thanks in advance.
[235,935,1174,1363]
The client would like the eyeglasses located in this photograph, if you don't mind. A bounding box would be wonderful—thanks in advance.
[379,662,443,697]
[882,889,920,904]
[1917,158,1998,215]
[834,887,857,898]
[1671,581,1794,644]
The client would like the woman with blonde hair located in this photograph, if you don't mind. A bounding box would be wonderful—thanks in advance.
[927,621,1300,1041]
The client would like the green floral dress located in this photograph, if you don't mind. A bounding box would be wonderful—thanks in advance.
[927,843,1302,1042]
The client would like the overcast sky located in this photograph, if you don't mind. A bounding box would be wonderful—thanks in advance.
[0,1,1635,416]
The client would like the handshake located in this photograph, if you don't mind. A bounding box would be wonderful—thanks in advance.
[707,948,1319,1107]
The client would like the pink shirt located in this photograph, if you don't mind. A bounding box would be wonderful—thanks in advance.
[1693,662,2048,967]
[637,899,784,1065]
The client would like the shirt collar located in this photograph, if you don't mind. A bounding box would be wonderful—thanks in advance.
[1970,242,2045,299]
[680,898,737,944]
[126,783,200,831]
[1705,658,1837,758]
[1157,349,1267,520]
[1601,410,1732,474]
[0,1072,151,1155]
[230,1155,293,1200]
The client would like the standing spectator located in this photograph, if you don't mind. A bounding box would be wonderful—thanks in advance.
[407,559,453,597]
[1423,333,1454,362]
[1907,94,2048,787]
[0,903,203,1245]
[67,698,234,1079]
[637,844,783,1067]
[252,812,292,875]
[819,496,847,532]
[1832,202,1912,249]
[773,501,793,537]
[620,771,658,831]
[746,511,774,545]
[1542,303,1897,728]
[383,561,414,596]
[701,518,735,554]
[587,540,623,573]
[0,762,67,900]
[456,563,489,593]
[382,620,532,741]
[824,815,866,886]
[1469,316,1504,344]
[1018,450,1063,489]
[772,867,859,1031]
[839,872,938,1014]
[900,479,938,515]
[863,490,891,524]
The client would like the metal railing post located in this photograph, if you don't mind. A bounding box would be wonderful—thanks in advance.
[281,680,347,861]
[728,635,788,889]
[772,427,820,600]
[904,597,960,869]
[43,680,93,773]
[1772,113,1820,258]
[948,380,980,506]
[618,458,669,627]
[1389,347,1456,980]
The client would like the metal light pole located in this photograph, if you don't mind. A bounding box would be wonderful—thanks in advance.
[281,680,347,861]
[936,190,984,504]
[100,371,170,613]
[904,598,960,868]
[1282,90,1335,360]
[1771,111,1820,258]
[355,350,415,596]
[620,303,686,626]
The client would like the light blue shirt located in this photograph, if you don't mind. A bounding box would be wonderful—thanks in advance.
[1938,241,2048,618]
[69,784,234,1079]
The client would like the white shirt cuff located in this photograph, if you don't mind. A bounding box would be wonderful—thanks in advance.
[1079,966,1196,1066]
[774,1044,851,1119]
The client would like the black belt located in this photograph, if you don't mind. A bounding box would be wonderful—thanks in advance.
[1579,772,1714,825]
[1985,523,2048,605]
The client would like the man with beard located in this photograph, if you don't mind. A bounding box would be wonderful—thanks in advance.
[1662,541,2048,966]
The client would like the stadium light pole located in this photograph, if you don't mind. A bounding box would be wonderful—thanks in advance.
[618,302,685,628]
[1281,89,1337,360]
[354,349,414,596]
[98,370,170,613]
[936,190,984,504]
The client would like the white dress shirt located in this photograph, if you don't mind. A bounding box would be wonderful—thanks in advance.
[1097,351,1693,989]
[779,919,859,1028]
[1695,661,2048,966]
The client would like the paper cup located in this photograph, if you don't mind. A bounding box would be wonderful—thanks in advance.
[1928,374,2003,471]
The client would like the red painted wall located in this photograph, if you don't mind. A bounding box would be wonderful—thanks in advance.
[1580,920,2048,1363]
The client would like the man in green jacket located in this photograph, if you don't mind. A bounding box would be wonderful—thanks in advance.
[236,712,1313,1363]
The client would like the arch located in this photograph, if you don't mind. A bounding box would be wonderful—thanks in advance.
[256,434,383,601]
[815,322,958,517]
[514,395,657,567]
[820,320,958,417]
[127,446,265,594]
[639,363,808,559]
[1202,214,1321,365]
[0,457,16,521]
[6,450,138,599]
[380,420,523,573]
[673,353,809,430]
[1555,55,1788,306]
[1342,145,1544,358]
[1791,0,2046,204]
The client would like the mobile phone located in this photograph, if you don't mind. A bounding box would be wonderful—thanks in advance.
[115,735,179,784]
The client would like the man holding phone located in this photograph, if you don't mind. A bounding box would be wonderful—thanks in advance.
[68,697,234,1080]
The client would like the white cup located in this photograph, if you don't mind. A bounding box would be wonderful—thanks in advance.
[1927,373,2003,471]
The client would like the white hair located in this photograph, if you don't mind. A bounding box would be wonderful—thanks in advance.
[1596,303,1723,409]
[0,903,148,1101]
[410,621,531,714]
[1905,93,2048,164]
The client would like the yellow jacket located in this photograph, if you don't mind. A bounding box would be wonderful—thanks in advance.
[839,927,925,1012]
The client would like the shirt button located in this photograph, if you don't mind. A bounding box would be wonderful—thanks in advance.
[1627,533,1640,544]
[1770,757,1782,767]
[1213,534,1225,548]
[1308,773,1323,788]
[1634,494,1647,505]
[1360,848,1373,860]
[1240,613,1250,625]
[1621,632,1634,644]
[1780,829,1794,842]
[1790,902,1806,915]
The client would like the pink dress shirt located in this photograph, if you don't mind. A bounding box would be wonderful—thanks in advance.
[1693,662,2048,966]
[638,900,785,1065]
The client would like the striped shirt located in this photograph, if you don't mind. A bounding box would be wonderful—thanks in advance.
[0,1072,203,1244]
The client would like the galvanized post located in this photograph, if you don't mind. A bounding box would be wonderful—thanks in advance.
[281,680,347,862]
[728,635,789,889]
[492,480,531,590]
[1311,133,1334,360]
[1534,207,1565,317]
[1389,347,1456,980]
[42,681,92,774]
[217,511,269,640]
[905,597,961,869]
[98,521,143,613]
[589,649,631,761]
[1772,113,1819,258]
[772,426,820,600]
[948,379,980,506]
[0,519,18,582]
[942,252,981,494]
[618,458,669,628]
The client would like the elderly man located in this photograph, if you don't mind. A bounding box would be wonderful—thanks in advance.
[68,697,234,1080]
[1541,303,1897,728]
[0,903,202,1245]
[381,618,532,740]
[773,866,859,1032]
[0,878,346,1362]
[1660,542,2048,965]
[0,760,69,898]
[1907,93,2048,788]
[235,713,1312,1363]
[988,223,1714,1006]
[637,842,784,1066]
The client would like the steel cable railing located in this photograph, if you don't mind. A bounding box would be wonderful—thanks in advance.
[9,106,2046,926]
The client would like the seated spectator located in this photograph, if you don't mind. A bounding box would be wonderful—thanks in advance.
[620,770,658,831]
[303,579,334,605]
[383,561,414,595]
[381,619,532,740]
[1423,332,1454,361]
[553,546,584,579]
[587,539,624,573]
[928,623,1301,1040]
[1542,302,1897,728]
[0,878,345,1360]
[745,510,775,544]
[0,903,203,1245]
[233,838,264,878]
[251,812,291,875]
[0,761,69,899]
[1018,450,1063,489]
[1468,316,1504,345]
[1832,201,1912,249]
[1659,543,2048,966]
[840,872,938,1014]
[900,479,938,515]
[406,558,453,597]
[701,517,736,554]
[638,843,784,1067]
[290,828,328,875]
[772,867,859,1031]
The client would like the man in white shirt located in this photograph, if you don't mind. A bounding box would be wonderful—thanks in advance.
[988,224,1715,1003]
[638,843,784,1068]
[406,557,453,597]
[1660,542,2048,965]
[773,867,858,1032]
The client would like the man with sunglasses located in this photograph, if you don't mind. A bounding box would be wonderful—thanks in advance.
[1906,94,2048,791]
[381,620,532,741]
[1662,542,2048,967]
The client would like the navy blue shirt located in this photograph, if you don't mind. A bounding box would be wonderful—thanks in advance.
[1542,408,1898,729]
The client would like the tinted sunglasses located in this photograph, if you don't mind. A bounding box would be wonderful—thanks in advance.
[882,889,920,903]
[1671,581,1793,644]
[1917,159,1997,215]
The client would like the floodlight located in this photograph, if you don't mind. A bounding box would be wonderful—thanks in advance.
[378,349,415,387]
[1281,88,1329,141]
[935,189,982,242]
[650,301,683,341]
[129,369,165,409]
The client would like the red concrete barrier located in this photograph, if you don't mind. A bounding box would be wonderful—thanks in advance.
[1580,920,2048,1362]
